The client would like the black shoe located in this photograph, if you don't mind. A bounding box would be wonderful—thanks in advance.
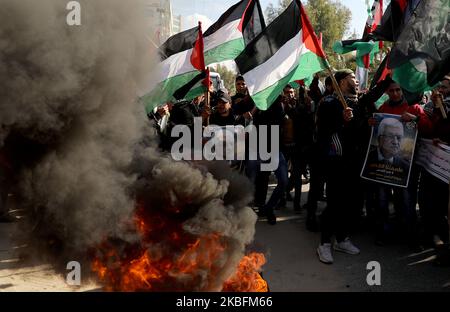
[267,213,277,225]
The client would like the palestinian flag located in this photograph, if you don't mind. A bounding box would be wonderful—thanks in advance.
[333,40,378,70]
[370,52,392,89]
[357,0,384,89]
[235,0,327,110]
[371,52,430,105]
[141,0,265,113]
[140,25,206,114]
[333,0,383,89]
[388,0,449,93]
[173,69,209,101]
[370,0,410,42]
[203,0,265,65]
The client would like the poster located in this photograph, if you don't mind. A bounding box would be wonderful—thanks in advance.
[361,113,418,188]
[415,138,450,183]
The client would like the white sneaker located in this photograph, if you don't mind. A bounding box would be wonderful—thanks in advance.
[317,243,333,264]
[334,238,360,255]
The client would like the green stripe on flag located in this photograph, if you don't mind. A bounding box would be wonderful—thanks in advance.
[204,38,245,65]
[251,52,325,110]
[141,70,200,114]
[333,40,379,68]
[392,60,435,93]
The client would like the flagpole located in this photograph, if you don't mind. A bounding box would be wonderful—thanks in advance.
[434,92,448,119]
[299,2,348,109]
[326,67,348,109]
[197,21,211,127]
[204,79,210,126]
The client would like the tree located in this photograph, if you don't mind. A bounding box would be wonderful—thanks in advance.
[264,0,352,69]
[265,3,278,24]
[214,64,237,95]
[305,0,351,54]
[264,0,291,23]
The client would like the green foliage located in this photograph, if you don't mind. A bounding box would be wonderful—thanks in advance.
[304,0,351,55]
[265,0,292,23]
[214,64,237,94]
[264,0,352,70]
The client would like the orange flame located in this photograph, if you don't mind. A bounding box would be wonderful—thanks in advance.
[91,205,268,292]
[222,253,268,292]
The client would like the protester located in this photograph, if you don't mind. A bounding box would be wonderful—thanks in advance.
[315,68,389,264]
[315,69,363,264]
[209,90,235,127]
[418,77,450,250]
[231,75,256,126]
[370,81,432,249]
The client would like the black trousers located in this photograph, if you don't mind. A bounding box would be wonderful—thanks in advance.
[320,156,352,244]
[418,170,449,243]
[305,145,325,215]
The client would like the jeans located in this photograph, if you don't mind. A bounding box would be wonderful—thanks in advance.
[246,152,288,215]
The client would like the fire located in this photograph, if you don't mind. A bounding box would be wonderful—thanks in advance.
[223,253,268,292]
[91,204,267,292]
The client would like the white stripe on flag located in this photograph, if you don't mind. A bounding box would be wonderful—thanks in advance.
[243,30,310,95]
[154,49,197,84]
[356,66,368,90]
[204,20,242,53]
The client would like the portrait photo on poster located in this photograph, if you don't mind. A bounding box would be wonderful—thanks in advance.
[361,113,418,188]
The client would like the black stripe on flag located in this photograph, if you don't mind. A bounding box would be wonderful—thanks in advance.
[388,0,449,87]
[235,0,301,75]
[159,26,199,61]
[203,0,249,36]
[204,0,266,45]
[173,71,207,100]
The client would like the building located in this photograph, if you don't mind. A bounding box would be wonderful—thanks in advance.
[143,0,182,46]
[172,14,182,34]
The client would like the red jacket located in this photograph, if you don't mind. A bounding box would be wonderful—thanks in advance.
[378,100,432,135]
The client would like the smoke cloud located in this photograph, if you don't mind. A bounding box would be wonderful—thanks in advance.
[0,0,155,251]
[0,0,258,289]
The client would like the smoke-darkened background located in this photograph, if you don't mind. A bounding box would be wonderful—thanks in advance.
[0,0,257,290]
[0,0,156,250]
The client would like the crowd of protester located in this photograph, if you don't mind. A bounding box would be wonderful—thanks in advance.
[147,69,450,266]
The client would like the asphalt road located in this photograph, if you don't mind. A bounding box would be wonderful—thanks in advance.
[0,182,449,292]
[254,183,450,292]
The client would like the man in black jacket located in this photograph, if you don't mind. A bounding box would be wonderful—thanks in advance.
[316,69,388,264]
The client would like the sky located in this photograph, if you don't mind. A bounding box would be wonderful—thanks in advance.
[171,0,373,39]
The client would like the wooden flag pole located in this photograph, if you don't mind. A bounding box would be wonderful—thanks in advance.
[436,96,447,119]
[203,66,211,127]
[326,67,348,109]
[204,85,210,126]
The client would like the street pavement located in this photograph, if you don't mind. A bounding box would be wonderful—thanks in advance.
[255,182,450,292]
[0,181,449,292]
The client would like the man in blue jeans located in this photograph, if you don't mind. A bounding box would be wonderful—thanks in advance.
[246,95,288,225]
[246,152,288,225]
